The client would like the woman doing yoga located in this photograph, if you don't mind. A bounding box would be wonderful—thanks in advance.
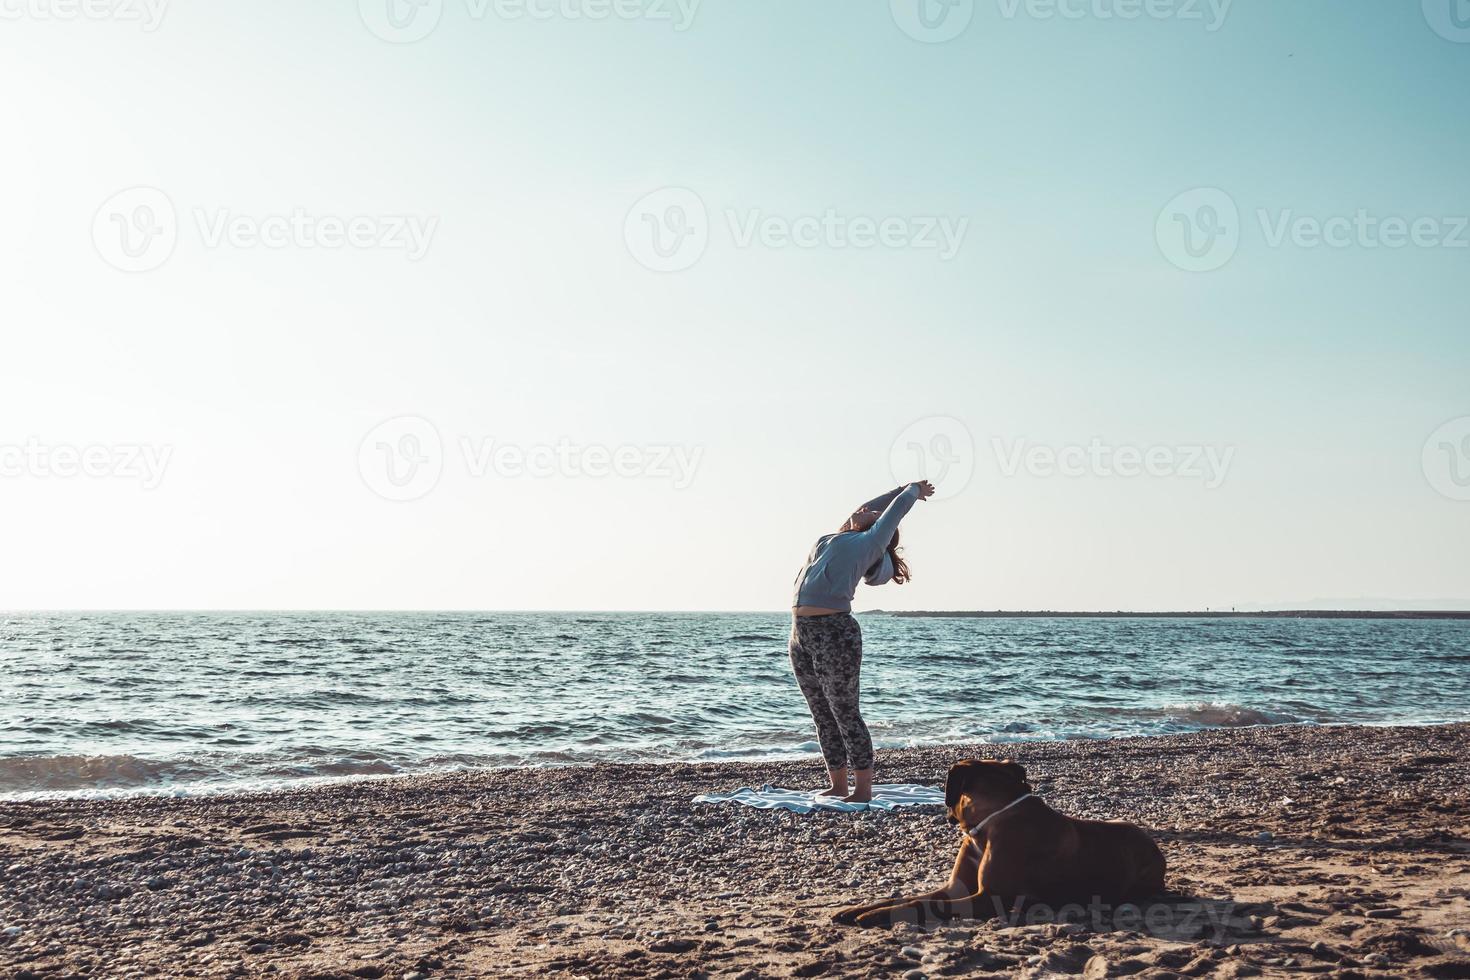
[790,480,935,802]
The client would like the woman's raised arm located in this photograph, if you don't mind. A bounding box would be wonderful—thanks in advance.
[853,485,908,516]
[857,481,935,565]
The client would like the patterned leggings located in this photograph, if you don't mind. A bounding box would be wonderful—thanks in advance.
[788,613,873,771]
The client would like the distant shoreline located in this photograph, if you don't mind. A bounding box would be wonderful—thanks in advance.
[875,609,1470,620]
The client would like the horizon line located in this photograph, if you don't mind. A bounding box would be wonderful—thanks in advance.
[5,607,1470,619]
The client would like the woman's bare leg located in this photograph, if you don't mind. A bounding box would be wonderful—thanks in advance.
[818,765,849,796]
[844,767,873,803]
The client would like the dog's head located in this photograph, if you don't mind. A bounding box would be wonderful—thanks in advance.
[944,759,1033,829]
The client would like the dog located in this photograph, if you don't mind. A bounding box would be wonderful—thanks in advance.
[833,759,1166,928]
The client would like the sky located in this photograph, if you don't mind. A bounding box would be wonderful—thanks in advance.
[1,0,1467,612]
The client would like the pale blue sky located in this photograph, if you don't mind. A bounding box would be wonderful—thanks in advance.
[1,1,1466,610]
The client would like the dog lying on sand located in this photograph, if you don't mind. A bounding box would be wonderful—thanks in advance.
[834,759,1166,928]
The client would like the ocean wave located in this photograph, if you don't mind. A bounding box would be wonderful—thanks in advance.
[261,757,401,778]
[0,754,189,792]
[1123,702,1302,729]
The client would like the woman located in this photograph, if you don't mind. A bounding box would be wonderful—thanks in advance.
[790,480,935,802]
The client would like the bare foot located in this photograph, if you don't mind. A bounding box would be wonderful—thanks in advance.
[817,766,848,797]
[846,768,874,804]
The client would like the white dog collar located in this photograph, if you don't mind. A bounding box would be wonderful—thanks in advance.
[964,792,1038,843]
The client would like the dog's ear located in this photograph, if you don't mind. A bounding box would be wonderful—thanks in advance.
[944,761,976,808]
[999,759,1031,790]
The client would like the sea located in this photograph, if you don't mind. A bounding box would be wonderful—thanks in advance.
[2,612,1467,799]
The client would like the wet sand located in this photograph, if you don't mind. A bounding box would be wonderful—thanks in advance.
[3,723,1470,979]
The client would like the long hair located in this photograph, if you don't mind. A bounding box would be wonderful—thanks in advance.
[841,517,911,584]
[885,530,911,584]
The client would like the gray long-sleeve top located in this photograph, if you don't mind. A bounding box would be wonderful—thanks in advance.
[791,483,922,611]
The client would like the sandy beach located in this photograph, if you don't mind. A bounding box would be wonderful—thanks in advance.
[4,723,1470,979]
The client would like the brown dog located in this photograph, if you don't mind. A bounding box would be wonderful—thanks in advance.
[833,759,1166,928]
